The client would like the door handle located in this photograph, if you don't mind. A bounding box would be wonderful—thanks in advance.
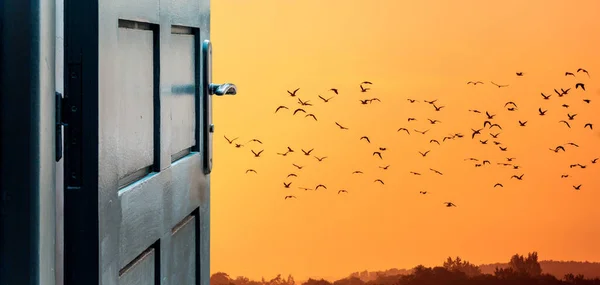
[202,39,237,174]
[209,83,237,96]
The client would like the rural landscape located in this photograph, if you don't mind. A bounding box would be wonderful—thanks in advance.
[211,252,600,285]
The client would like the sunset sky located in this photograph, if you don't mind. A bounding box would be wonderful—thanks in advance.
[209,0,600,281]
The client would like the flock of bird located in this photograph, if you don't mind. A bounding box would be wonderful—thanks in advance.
[221,69,597,207]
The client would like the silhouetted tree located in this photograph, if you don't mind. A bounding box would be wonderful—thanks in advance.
[302,278,332,285]
[211,251,600,285]
[442,256,482,277]
[508,251,542,277]
[211,272,233,285]
[333,276,365,285]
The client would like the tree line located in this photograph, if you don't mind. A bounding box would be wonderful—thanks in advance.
[211,252,600,285]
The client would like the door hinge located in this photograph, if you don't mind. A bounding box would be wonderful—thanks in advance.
[55,91,68,162]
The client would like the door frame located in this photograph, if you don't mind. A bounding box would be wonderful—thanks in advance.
[0,1,57,285]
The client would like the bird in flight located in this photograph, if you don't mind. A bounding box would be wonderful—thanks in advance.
[373,151,383,159]
[577,68,590,77]
[584,123,593,130]
[494,183,503,188]
[246,169,257,174]
[297,98,312,106]
[444,202,457,207]
[284,195,296,199]
[224,136,238,144]
[467,81,484,85]
[335,122,349,130]
[305,114,317,121]
[338,190,348,194]
[433,104,445,111]
[379,165,390,170]
[315,184,327,190]
[397,128,410,134]
[538,108,547,116]
[575,83,585,91]
[251,149,264,157]
[419,150,431,157]
[329,88,339,94]
[374,179,384,184]
[516,72,524,76]
[559,120,571,128]
[360,136,371,143]
[275,106,288,113]
[293,108,306,115]
[283,182,292,188]
[314,156,327,162]
[360,85,370,92]
[573,184,582,190]
[318,95,334,103]
[301,148,314,156]
[287,88,300,97]
[541,93,551,100]
[565,71,575,77]
[491,81,509,88]
[511,174,524,180]
[430,168,443,175]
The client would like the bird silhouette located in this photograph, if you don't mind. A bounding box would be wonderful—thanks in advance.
[251,149,264,157]
[275,106,289,113]
[491,81,509,88]
[318,95,334,102]
[305,113,317,121]
[287,88,300,97]
[577,68,589,76]
[224,136,238,144]
[467,81,484,85]
[335,122,349,130]
[293,108,306,115]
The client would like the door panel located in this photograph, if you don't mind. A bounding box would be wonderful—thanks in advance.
[64,0,215,284]
[170,27,197,161]
[116,22,157,186]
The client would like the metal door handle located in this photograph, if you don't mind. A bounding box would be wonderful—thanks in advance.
[209,83,237,96]
[202,39,237,174]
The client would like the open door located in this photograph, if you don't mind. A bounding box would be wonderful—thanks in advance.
[63,0,236,284]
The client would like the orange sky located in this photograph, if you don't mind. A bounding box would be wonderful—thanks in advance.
[209,0,600,281]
